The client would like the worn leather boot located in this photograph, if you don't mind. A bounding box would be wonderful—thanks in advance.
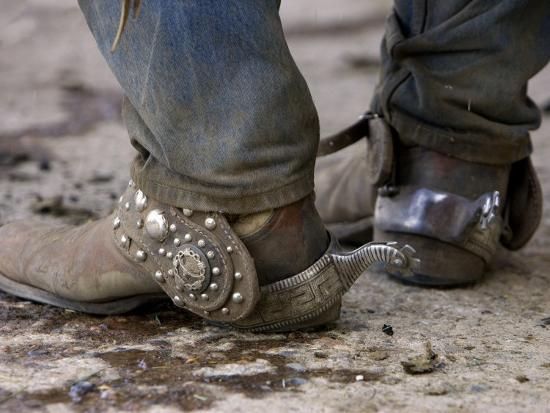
[315,116,542,286]
[0,180,417,331]
[315,141,376,245]
[374,146,526,286]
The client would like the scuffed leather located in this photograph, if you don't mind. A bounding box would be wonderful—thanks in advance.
[0,217,162,303]
[314,140,376,226]
[501,157,543,250]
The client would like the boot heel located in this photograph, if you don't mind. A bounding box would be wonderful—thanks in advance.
[374,229,485,286]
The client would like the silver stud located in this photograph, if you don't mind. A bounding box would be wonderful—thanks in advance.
[198,239,206,248]
[207,251,215,259]
[205,217,216,230]
[209,283,219,291]
[234,272,242,280]
[158,248,166,256]
[212,267,221,276]
[169,224,177,233]
[120,234,130,248]
[137,219,144,229]
[124,202,130,211]
[226,246,233,254]
[183,208,193,217]
[232,292,243,304]
[145,209,169,241]
[189,293,196,300]
[174,295,182,305]
[166,251,173,259]
[167,269,174,276]
[136,250,147,261]
[221,307,230,315]
[184,233,192,242]
[128,179,134,187]
[154,271,164,283]
[200,293,209,301]
[134,190,148,212]
[113,216,121,230]
[203,310,210,316]
[391,258,404,267]
[118,196,124,204]
[174,238,181,247]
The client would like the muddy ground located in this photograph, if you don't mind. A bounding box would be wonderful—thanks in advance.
[0,1,549,412]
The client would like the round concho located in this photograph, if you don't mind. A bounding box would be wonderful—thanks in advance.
[173,245,211,293]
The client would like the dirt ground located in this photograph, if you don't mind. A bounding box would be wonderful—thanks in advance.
[1,1,549,412]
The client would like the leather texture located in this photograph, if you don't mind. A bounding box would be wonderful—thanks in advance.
[114,185,261,322]
[314,140,376,242]
[0,216,162,303]
[502,157,543,250]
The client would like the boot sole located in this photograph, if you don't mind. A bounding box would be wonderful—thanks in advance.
[374,230,486,286]
[0,271,168,315]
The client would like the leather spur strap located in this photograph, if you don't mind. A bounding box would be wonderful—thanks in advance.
[318,112,394,187]
[113,181,260,323]
[317,112,374,156]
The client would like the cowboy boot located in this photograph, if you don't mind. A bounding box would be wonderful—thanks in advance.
[315,116,542,286]
[314,141,377,245]
[0,180,418,332]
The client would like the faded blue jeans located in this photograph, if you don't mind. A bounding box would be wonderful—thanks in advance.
[79,0,550,214]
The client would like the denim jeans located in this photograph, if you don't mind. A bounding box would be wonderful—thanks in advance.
[372,0,550,165]
[79,0,549,213]
[79,0,318,214]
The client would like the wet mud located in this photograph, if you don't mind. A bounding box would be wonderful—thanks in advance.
[1,1,550,412]
[1,299,384,412]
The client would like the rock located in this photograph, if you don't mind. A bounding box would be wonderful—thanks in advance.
[401,342,440,375]
[68,381,96,403]
[515,375,529,383]
[382,324,394,336]
[38,158,51,171]
[285,377,308,387]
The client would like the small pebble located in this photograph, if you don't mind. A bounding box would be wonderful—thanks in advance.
[38,159,51,171]
[382,324,394,336]
[69,381,96,403]
[355,375,364,382]
[286,377,308,386]
[516,374,529,383]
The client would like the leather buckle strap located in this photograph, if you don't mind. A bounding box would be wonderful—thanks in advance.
[317,112,378,157]
[318,112,395,187]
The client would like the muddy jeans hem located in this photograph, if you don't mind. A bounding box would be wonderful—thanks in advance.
[131,159,315,214]
[390,110,533,165]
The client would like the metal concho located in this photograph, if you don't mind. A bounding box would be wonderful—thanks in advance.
[173,246,211,292]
